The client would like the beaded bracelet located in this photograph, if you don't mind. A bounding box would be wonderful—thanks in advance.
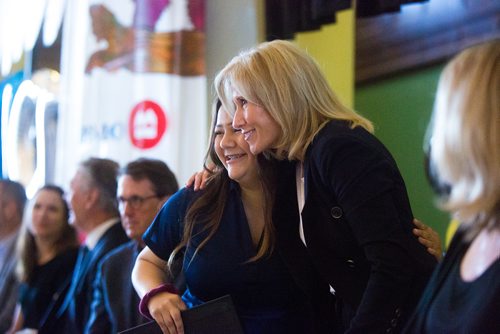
[139,283,179,319]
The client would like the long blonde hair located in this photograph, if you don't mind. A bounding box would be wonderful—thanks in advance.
[430,39,500,236]
[215,39,373,161]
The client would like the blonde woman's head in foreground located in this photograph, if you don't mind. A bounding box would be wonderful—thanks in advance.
[429,39,500,233]
[215,39,373,161]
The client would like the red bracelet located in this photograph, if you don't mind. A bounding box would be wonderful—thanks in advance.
[139,283,179,319]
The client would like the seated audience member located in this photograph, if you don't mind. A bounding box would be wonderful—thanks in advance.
[40,157,129,333]
[0,180,26,333]
[8,185,79,332]
[404,39,500,333]
[86,158,179,333]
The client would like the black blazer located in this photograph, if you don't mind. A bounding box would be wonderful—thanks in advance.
[85,241,149,334]
[40,221,129,334]
[274,121,436,333]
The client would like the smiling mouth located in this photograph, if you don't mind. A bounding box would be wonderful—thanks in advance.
[242,130,255,141]
[226,154,245,162]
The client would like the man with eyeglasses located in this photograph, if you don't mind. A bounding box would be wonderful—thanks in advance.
[85,158,178,334]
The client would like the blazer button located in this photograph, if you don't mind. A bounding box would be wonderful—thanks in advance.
[346,259,355,268]
[330,206,342,219]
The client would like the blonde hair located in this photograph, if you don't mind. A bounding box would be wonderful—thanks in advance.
[215,39,373,161]
[430,39,500,234]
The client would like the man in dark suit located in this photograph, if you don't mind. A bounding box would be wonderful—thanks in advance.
[85,158,178,333]
[40,157,129,333]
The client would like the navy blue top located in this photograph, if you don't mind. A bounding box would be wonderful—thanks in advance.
[143,183,313,334]
[19,248,78,329]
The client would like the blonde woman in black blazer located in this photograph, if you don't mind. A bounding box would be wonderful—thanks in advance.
[215,40,437,333]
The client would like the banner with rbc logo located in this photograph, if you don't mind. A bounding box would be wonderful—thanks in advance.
[55,0,206,185]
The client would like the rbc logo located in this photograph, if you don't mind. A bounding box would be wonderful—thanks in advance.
[129,100,167,149]
[135,109,157,139]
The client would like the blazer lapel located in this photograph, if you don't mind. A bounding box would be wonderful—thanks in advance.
[74,246,92,292]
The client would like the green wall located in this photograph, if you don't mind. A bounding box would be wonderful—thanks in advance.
[355,65,450,245]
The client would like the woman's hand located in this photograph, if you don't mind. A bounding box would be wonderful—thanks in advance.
[185,169,212,191]
[148,291,187,334]
[413,218,443,261]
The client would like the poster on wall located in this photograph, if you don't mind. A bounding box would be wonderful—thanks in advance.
[56,0,206,186]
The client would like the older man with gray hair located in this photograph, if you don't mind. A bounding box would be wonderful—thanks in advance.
[40,157,129,333]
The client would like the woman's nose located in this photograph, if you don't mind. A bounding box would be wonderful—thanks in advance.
[39,208,48,216]
[220,132,235,148]
[232,106,245,129]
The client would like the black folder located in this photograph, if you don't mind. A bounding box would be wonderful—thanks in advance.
[119,295,244,334]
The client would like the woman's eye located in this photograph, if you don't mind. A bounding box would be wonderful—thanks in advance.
[214,131,223,136]
[237,97,247,106]
[48,206,59,213]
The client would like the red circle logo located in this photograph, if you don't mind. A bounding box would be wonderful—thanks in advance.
[129,100,167,149]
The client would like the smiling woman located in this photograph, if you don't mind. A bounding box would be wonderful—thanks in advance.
[131,99,328,334]
[214,106,259,188]
[231,91,282,157]
[215,39,437,333]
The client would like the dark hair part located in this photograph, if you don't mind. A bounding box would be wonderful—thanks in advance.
[17,185,79,282]
[121,158,179,197]
[168,99,277,272]
[80,157,120,214]
[0,179,27,218]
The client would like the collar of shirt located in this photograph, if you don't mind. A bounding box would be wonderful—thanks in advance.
[0,230,18,249]
[0,231,18,266]
[85,217,120,250]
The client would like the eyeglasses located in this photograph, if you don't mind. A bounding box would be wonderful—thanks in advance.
[117,195,158,209]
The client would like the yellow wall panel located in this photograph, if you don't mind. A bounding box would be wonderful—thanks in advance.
[294,9,354,107]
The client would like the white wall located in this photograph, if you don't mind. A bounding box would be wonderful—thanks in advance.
[205,0,263,113]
